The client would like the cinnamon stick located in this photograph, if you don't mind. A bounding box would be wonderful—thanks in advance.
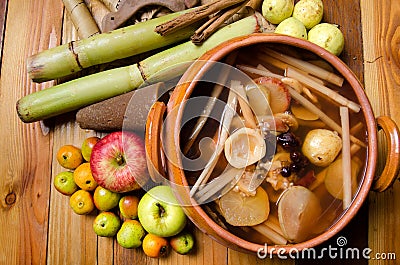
[155,0,248,36]
[191,1,248,44]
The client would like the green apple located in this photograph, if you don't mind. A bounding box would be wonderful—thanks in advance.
[170,230,195,255]
[119,195,139,219]
[138,185,186,237]
[117,220,146,248]
[93,186,122,211]
[93,211,121,237]
[54,171,79,195]
[81,136,100,161]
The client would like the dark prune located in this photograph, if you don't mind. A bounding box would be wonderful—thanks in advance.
[280,166,292,177]
[290,163,301,172]
[277,132,301,151]
[290,151,302,163]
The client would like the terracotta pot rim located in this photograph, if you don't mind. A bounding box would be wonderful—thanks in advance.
[170,33,378,254]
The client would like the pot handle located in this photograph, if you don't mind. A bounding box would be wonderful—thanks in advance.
[145,101,167,183]
[372,116,400,192]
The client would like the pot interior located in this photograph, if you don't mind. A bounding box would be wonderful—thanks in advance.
[173,38,370,250]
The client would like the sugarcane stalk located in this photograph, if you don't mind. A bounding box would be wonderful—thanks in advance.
[63,0,101,39]
[27,9,198,83]
[17,13,270,123]
[84,0,111,31]
[98,0,121,12]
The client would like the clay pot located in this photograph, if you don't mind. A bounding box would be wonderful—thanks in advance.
[145,34,400,254]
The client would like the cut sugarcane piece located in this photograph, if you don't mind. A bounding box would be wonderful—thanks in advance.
[285,67,361,113]
[262,47,344,87]
[287,87,366,148]
[236,64,284,80]
[252,221,288,245]
[18,14,268,123]
[245,83,271,117]
[340,107,352,209]
[231,80,258,128]
[281,77,319,103]
[195,166,243,204]
[244,64,319,104]
[183,52,238,155]
[258,52,326,85]
[190,88,238,197]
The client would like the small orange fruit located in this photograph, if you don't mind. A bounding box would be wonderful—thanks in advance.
[70,190,95,215]
[73,162,98,191]
[57,145,84,169]
[142,233,169,258]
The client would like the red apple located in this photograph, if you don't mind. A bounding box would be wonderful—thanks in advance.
[90,131,149,193]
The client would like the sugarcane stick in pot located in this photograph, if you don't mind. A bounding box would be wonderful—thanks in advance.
[17,13,272,123]
[63,0,101,39]
[27,9,199,83]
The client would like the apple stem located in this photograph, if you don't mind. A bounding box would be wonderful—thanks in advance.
[115,153,125,166]
[156,202,166,217]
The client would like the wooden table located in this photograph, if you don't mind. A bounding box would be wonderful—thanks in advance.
[0,0,399,264]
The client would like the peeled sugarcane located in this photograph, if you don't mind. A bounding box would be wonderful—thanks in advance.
[17,13,271,123]
[63,0,101,39]
[27,9,198,83]
[84,0,111,31]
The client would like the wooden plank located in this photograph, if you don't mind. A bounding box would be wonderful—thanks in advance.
[228,248,295,265]
[46,8,99,265]
[0,0,8,66]
[361,0,400,264]
[322,0,365,82]
[0,0,63,264]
